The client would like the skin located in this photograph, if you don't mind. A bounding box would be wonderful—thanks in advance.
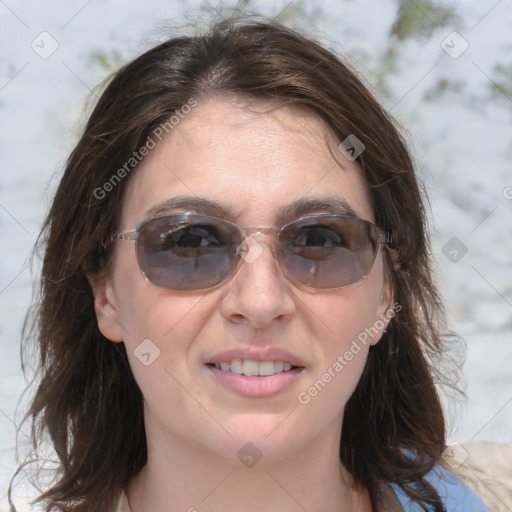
[89,95,393,512]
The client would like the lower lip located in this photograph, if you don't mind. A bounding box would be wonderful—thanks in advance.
[206,366,304,397]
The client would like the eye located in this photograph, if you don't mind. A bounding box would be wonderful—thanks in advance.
[146,223,225,253]
[285,225,351,261]
[293,226,347,248]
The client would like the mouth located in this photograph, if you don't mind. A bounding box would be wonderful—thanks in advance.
[205,359,302,376]
[204,358,305,397]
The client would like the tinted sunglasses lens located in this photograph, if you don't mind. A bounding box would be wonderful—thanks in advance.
[136,215,241,290]
[279,216,378,289]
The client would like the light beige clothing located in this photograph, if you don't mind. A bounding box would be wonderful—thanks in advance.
[456,441,512,512]
[116,490,130,512]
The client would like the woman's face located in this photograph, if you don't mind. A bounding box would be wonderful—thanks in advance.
[92,95,392,468]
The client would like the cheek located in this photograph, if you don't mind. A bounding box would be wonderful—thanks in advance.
[296,307,373,422]
[315,269,386,355]
[298,266,386,411]
[313,293,375,378]
[109,247,207,379]
[113,285,215,432]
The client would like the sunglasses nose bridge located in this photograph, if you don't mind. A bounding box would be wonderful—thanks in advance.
[234,226,280,265]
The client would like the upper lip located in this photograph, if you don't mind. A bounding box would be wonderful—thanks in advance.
[207,347,306,367]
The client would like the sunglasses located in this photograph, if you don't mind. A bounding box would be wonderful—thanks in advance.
[110,211,392,292]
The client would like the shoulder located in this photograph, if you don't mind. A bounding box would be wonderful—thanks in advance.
[391,463,491,511]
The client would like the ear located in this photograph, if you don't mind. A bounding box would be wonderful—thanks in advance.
[369,282,395,346]
[87,271,124,342]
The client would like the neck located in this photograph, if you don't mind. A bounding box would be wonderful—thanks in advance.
[126,416,372,512]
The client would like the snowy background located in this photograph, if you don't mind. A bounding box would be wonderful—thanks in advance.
[1,0,511,509]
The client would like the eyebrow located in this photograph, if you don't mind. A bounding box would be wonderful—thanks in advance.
[145,195,360,221]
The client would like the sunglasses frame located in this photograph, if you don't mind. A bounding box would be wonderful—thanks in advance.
[110,211,393,293]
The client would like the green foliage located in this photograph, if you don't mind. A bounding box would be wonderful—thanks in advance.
[372,47,399,98]
[492,62,512,104]
[424,78,464,101]
[197,0,307,29]
[391,0,455,41]
[273,0,306,24]
[89,50,125,74]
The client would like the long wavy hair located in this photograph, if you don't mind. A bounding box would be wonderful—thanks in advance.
[12,14,454,512]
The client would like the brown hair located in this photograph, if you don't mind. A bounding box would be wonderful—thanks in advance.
[13,14,452,512]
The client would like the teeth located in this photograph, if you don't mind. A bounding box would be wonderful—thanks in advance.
[230,359,243,374]
[274,361,284,373]
[212,359,296,376]
[243,359,259,376]
[258,361,274,376]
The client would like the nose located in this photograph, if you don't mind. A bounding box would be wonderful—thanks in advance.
[219,233,296,328]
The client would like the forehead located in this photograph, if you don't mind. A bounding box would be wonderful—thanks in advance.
[120,95,374,227]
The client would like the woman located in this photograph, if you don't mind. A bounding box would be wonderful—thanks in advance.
[14,14,489,512]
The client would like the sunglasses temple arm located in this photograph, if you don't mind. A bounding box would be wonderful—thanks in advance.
[378,230,401,271]
[110,231,138,243]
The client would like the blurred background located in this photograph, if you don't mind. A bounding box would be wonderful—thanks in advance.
[1,0,511,509]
